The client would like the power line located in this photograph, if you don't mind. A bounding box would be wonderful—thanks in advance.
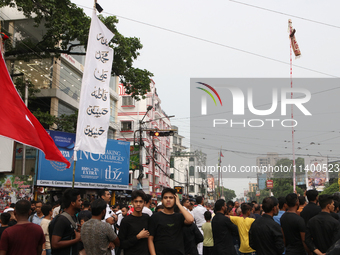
[229,0,340,29]
[76,4,339,78]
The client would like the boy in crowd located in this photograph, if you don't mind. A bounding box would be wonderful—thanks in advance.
[148,188,194,255]
[201,211,214,255]
[119,190,150,255]
[40,204,53,255]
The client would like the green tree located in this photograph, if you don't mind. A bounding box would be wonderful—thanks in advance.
[271,158,304,197]
[247,189,271,203]
[221,187,236,201]
[54,111,78,133]
[1,0,153,99]
[320,182,339,195]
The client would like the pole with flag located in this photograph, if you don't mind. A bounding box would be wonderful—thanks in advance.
[288,19,301,193]
[72,1,114,188]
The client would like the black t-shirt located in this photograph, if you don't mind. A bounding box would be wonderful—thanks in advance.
[52,215,79,255]
[280,212,306,255]
[149,212,186,255]
[118,213,149,255]
[0,226,8,239]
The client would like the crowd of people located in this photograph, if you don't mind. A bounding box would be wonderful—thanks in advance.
[0,188,340,255]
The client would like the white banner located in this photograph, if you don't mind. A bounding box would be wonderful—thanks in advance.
[75,10,114,154]
[37,180,129,190]
[0,136,14,172]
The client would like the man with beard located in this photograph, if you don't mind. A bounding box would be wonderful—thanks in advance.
[148,188,194,255]
[51,189,82,255]
[98,189,118,224]
[249,197,284,255]
[305,195,340,255]
[81,199,120,255]
[280,193,309,255]
[211,199,238,255]
[118,190,150,255]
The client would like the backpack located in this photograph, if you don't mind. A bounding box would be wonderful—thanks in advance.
[48,212,78,254]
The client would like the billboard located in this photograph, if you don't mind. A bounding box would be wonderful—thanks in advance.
[258,173,267,190]
[207,174,215,193]
[0,136,14,172]
[37,130,130,190]
[129,145,140,170]
[0,175,33,212]
[305,156,328,191]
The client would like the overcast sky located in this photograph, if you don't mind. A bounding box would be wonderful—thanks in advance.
[72,0,340,198]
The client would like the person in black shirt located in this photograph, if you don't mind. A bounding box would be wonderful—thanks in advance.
[51,189,82,255]
[182,220,203,255]
[118,190,150,255]
[330,200,339,220]
[280,193,309,255]
[0,213,10,239]
[148,188,194,255]
[300,189,321,225]
[211,199,238,255]
[78,201,92,222]
[249,197,284,255]
[305,194,340,255]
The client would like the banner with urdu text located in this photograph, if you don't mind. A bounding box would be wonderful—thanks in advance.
[74,9,114,154]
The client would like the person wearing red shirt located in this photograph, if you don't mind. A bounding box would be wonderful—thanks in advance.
[0,200,45,255]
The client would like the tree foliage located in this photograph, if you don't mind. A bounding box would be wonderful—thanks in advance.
[320,182,339,195]
[271,157,304,197]
[221,187,236,201]
[13,77,40,103]
[247,189,271,203]
[1,0,153,99]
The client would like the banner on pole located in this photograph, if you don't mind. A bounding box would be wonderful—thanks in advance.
[74,10,114,154]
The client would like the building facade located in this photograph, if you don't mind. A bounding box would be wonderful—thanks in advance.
[117,80,172,195]
[0,6,120,175]
[170,150,207,197]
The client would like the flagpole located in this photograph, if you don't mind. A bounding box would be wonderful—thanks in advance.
[72,151,77,189]
[288,20,297,193]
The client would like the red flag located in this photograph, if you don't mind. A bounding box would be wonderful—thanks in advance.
[220,152,224,157]
[0,54,70,168]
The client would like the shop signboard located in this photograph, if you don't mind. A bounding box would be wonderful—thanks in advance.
[37,130,130,190]
[266,180,274,189]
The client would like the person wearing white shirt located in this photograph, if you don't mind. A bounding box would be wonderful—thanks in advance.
[142,194,153,217]
[181,198,194,218]
[192,196,207,255]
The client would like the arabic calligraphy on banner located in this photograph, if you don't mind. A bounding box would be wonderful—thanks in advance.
[74,10,114,154]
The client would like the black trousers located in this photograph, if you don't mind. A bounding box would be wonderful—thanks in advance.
[203,246,214,255]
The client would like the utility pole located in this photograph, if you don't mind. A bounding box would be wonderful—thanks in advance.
[186,167,189,195]
[152,138,156,193]
[22,80,29,175]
